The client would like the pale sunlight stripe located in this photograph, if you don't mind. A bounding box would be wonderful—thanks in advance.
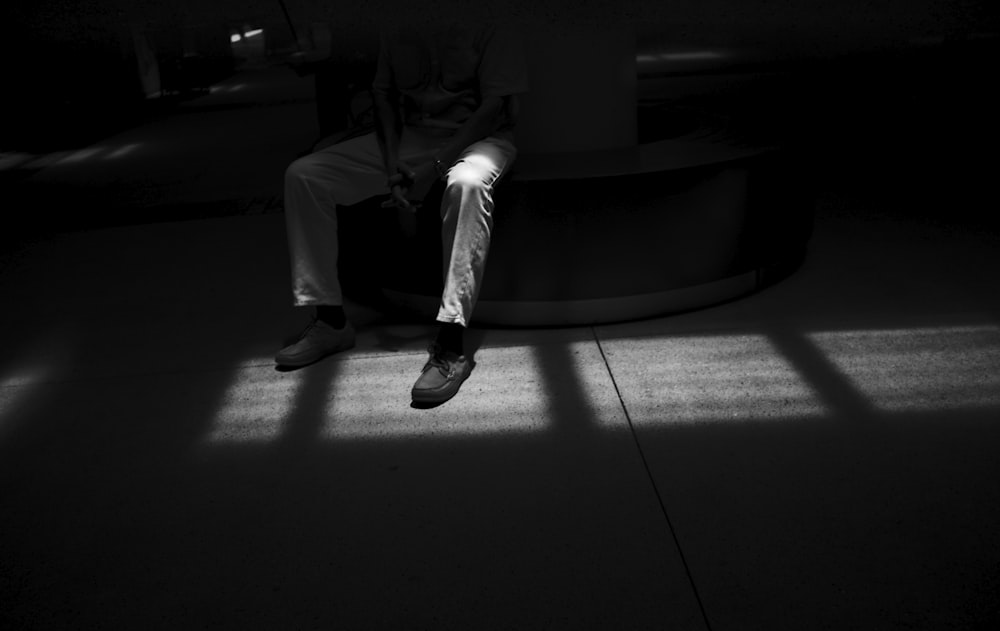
[0,326,76,438]
[57,147,103,164]
[599,333,827,425]
[106,143,142,159]
[205,366,307,443]
[807,326,1000,412]
[322,347,553,440]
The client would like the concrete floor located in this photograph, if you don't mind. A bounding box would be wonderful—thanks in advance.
[2,62,1000,630]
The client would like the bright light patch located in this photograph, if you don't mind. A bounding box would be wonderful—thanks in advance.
[1,365,52,433]
[322,347,553,439]
[638,51,726,63]
[657,51,725,61]
[230,34,242,43]
[600,334,827,425]
[1,365,52,388]
[205,367,307,443]
[807,326,1000,412]
[0,328,75,437]
[210,84,245,94]
[0,326,74,389]
[57,147,103,164]
[106,143,141,159]
[244,29,263,38]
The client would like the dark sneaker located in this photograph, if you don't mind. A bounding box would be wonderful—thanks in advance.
[411,344,474,404]
[275,319,356,367]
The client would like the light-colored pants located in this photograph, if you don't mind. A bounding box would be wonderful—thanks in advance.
[284,127,517,327]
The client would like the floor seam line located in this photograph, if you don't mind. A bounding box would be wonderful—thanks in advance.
[591,326,714,631]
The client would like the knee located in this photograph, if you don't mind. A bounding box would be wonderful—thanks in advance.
[284,156,314,187]
[284,155,340,218]
[286,152,340,189]
[447,162,490,192]
[445,163,491,198]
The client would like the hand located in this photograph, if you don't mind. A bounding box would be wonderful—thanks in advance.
[380,183,415,211]
[397,159,439,203]
[381,177,419,236]
[380,160,439,210]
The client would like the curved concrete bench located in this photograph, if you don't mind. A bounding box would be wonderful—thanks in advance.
[357,136,814,326]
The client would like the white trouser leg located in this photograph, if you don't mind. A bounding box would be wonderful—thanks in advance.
[437,137,517,327]
[284,133,384,306]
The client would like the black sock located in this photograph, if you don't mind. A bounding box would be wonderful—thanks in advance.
[436,323,464,356]
[316,305,346,329]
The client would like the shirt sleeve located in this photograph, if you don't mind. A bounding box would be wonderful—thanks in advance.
[477,24,530,100]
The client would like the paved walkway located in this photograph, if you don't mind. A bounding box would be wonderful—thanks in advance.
[2,187,999,628]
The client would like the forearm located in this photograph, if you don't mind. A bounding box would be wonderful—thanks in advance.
[373,90,403,178]
[435,96,507,167]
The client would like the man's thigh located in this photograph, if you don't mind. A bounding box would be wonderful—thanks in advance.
[307,132,384,173]
[293,133,388,205]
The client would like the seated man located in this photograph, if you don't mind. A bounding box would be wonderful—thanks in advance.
[277,20,528,404]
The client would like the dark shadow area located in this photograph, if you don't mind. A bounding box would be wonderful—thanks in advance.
[616,403,1000,629]
[639,35,1000,237]
[531,338,609,437]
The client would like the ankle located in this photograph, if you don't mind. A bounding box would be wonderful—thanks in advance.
[316,305,346,329]
[436,322,464,356]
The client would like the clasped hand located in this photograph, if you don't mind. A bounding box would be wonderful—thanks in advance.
[380,160,439,211]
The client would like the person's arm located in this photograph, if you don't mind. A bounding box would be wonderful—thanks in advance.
[373,89,403,178]
[371,31,405,193]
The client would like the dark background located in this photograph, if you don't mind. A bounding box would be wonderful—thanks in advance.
[2,0,998,233]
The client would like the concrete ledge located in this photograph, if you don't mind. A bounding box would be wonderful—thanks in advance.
[358,138,813,326]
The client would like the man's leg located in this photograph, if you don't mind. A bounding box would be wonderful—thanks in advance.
[283,132,386,308]
[412,136,517,402]
[277,133,386,367]
[437,137,517,327]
